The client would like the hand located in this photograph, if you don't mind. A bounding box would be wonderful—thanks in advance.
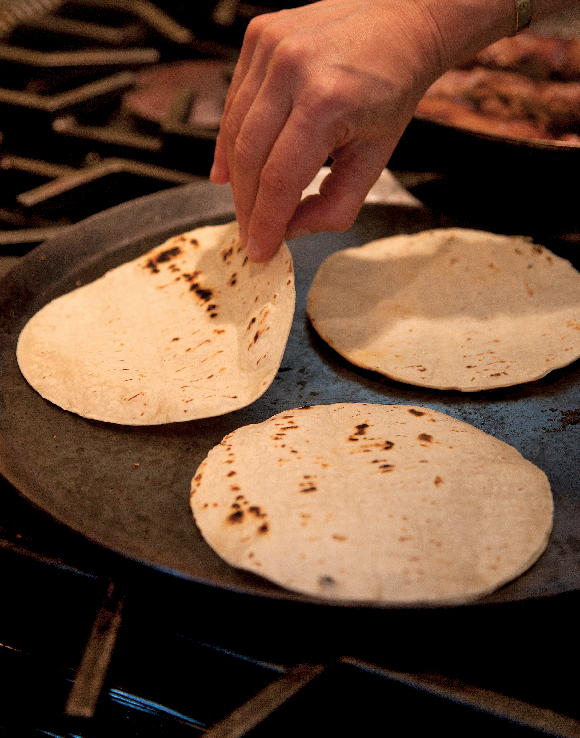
[211,0,512,261]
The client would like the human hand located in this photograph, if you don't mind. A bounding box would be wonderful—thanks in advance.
[211,0,512,261]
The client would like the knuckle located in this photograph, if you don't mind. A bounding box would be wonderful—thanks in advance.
[221,111,241,142]
[249,14,292,58]
[247,10,276,32]
[244,12,275,44]
[273,35,307,66]
[267,34,319,82]
[231,130,255,169]
[297,75,355,134]
[309,67,351,104]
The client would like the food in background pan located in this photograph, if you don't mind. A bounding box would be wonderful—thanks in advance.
[190,403,553,606]
[16,222,295,424]
[415,32,580,144]
[306,228,580,391]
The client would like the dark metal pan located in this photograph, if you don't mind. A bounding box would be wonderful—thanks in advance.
[390,116,580,240]
[1,180,579,608]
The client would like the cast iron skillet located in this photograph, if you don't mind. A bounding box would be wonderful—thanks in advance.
[390,115,580,240]
[0,180,579,608]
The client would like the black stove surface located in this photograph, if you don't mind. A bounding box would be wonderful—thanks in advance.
[1,2,580,736]
[2,464,580,737]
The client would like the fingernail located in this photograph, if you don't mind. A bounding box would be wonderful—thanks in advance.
[285,228,311,241]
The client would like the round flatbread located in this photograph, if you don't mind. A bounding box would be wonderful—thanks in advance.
[306,228,580,391]
[17,222,295,424]
[190,403,553,606]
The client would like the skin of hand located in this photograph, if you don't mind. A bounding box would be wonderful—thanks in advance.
[209,0,532,261]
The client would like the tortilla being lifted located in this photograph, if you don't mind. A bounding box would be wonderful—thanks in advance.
[190,403,553,606]
[17,222,295,424]
[306,228,580,391]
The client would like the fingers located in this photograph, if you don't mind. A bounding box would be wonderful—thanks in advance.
[238,90,351,260]
[210,13,271,186]
[225,66,293,247]
[210,2,422,261]
[284,145,390,241]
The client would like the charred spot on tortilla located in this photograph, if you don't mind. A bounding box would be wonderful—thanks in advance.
[16,221,295,425]
[155,246,182,263]
[248,506,266,518]
[227,510,244,524]
[222,246,233,259]
[319,576,337,588]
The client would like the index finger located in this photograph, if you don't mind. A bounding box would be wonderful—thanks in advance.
[210,12,278,187]
[244,107,334,260]
[210,24,262,184]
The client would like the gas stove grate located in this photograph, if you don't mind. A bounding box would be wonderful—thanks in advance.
[2,516,580,738]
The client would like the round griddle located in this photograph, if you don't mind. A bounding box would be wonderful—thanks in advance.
[1,180,579,608]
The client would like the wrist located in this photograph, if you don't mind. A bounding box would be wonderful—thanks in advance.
[413,0,516,77]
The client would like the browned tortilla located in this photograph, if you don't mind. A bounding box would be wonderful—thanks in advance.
[190,403,553,606]
[17,222,295,424]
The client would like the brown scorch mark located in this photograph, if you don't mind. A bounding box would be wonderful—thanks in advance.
[319,576,336,587]
[300,475,317,493]
[154,246,182,263]
[191,285,213,302]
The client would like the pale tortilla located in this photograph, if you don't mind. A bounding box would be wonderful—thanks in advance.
[17,222,295,424]
[190,403,553,606]
[306,228,580,391]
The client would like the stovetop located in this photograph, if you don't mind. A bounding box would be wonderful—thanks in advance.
[3,461,580,737]
[1,2,580,736]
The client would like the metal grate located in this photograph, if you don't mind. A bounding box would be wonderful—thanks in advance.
[0,0,64,38]
[2,475,579,738]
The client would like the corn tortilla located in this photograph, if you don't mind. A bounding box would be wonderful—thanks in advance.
[306,228,580,391]
[190,403,553,606]
[17,222,295,424]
